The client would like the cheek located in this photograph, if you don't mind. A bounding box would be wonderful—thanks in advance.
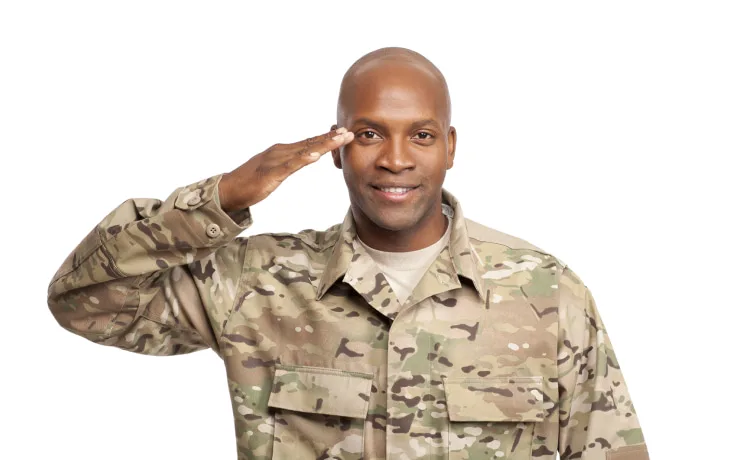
[340,150,363,190]
[341,147,370,176]
[426,155,449,177]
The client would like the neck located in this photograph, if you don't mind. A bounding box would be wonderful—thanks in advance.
[352,203,448,252]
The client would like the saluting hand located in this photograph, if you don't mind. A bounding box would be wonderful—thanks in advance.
[218,127,354,212]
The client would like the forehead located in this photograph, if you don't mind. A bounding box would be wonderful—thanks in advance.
[340,62,448,126]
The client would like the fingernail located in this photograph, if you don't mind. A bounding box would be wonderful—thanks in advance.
[309,152,321,159]
[335,127,347,134]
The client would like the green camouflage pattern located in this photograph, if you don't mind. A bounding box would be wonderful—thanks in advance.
[48,173,650,460]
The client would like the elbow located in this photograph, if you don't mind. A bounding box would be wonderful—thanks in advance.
[47,276,79,333]
[47,277,129,341]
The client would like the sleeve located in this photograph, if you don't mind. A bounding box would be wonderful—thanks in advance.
[47,173,252,356]
[557,265,650,460]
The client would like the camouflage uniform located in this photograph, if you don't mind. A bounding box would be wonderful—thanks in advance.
[48,173,650,460]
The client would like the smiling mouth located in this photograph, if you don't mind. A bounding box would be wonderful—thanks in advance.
[372,185,418,194]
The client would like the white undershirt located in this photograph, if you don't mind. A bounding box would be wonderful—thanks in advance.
[355,217,452,305]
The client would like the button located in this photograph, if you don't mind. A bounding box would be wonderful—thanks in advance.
[186,193,201,206]
[206,223,221,238]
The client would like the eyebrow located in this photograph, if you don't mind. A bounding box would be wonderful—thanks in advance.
[350,117,440,131]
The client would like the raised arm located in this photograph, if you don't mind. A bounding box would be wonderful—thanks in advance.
[47,174,252,355]
[47,127,354,356]
[557,265,650,459]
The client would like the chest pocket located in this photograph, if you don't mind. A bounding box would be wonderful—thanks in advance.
[267,364,373,460]
[443,375,544,460]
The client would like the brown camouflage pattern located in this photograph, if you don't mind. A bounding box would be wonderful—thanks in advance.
[48,173,650,459]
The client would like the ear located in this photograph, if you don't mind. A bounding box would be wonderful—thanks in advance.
[446,126,457,170]
[331,123,343,169]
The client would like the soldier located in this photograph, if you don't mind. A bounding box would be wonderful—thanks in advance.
[48,47,650,460]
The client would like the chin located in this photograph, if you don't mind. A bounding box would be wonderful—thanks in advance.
[370,211,422,233]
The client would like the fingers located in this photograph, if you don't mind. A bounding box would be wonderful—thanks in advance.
[306,129,354,159]
[266,127,354,182]
[299,127,348,147]
[284,128,353,170]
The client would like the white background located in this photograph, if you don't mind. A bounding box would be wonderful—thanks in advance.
[1,1,748,459]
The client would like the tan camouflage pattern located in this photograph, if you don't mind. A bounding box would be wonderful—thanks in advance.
[48,173,649,460]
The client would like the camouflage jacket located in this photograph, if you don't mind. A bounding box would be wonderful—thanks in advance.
[48,174,650,460]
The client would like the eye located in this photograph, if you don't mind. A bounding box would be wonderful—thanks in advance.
[415,132,434,140]
[358,130,381,139]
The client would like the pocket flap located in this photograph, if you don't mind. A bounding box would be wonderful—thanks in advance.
[267,364,374,419]
[443,375,545,422]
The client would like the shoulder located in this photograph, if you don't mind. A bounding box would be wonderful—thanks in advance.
[463,218,574,296]
[464,218,589,291]
[245,223,342,258]
[464,217,593,315]
[465,217,564,264]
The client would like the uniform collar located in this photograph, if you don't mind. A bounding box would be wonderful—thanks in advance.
[315,190,488,303]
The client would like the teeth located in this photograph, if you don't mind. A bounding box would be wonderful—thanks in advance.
[379,187,411,194]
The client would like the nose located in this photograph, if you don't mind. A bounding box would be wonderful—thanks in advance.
[375,138,416,173]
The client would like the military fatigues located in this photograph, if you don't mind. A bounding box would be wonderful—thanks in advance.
[48,173,650,460]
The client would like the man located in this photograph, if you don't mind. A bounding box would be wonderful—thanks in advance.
[48,47,649,460]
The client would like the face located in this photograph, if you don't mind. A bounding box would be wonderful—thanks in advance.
[332,62,456,237]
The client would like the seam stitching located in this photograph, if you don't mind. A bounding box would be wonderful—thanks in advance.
[218,239,253,352]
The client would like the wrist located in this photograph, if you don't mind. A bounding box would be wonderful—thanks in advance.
[218,173,240,212]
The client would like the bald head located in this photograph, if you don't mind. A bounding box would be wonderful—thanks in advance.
[336,47,452,129]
